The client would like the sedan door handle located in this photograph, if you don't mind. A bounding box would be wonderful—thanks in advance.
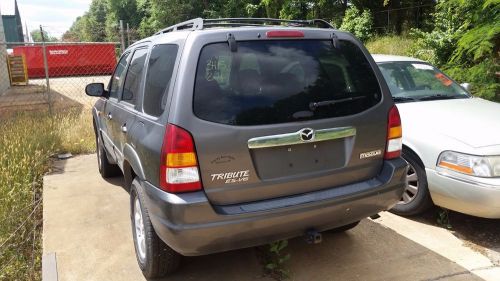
[121,124,127,133]
[107,113,112,120]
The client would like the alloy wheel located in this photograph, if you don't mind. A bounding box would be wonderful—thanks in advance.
[134,197,146,262]
[399,163,419,204]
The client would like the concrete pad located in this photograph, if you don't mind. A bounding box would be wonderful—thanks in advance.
[44,154,484,281]
[376,212,500,281]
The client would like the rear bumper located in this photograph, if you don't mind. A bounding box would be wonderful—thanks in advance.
[141,158,407,256]
[427,168,500,219]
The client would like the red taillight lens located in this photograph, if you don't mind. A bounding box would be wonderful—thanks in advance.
[266,30,304,38]
[385,105,403,159]
[160,124,202,193]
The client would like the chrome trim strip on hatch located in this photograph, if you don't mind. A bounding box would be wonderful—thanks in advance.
[247,127,356,149]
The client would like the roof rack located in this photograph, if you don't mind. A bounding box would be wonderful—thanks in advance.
[154,18,334,35]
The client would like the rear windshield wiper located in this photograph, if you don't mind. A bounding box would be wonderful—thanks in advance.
[309,96,366,111]
[392,96,416,103]
[418,94,462,101]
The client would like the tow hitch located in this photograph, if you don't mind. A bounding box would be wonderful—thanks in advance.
[305,229,322,244]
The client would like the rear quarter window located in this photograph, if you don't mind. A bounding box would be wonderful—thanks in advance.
[193,40,381,126]
[143,44,179,117]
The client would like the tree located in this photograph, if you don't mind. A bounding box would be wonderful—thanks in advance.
[30,29,58,42]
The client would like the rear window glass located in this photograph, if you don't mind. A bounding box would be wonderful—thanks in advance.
[193,40,381,126]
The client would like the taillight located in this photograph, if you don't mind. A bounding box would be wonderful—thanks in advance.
[266,30,304,38]
[385,105,402,159]
[160,124,202,193]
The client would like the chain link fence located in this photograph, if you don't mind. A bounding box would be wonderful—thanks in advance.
[0,41,120,118]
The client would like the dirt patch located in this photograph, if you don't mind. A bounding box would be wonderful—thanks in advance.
[409,207,500,265]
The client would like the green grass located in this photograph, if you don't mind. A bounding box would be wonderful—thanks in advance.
[0,109,95,280]
[366,35,416,57]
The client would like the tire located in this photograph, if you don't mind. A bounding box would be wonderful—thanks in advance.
[330,221,360,233]
[390,149,433,216]
[95,133,120,178]
[130,179,181,278]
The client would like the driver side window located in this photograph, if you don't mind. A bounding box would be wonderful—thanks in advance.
[109,52,130,99]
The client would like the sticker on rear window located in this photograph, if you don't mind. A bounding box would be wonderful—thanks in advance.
[435,73,453,86]
[411,63,434,70]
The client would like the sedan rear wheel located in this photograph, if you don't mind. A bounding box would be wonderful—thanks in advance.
[391,149,433,216]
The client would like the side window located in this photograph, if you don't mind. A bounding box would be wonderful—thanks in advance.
[143,44,179,117]
[121,48,148,105]
[109,52,130,99]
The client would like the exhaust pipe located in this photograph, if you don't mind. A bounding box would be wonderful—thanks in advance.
[305,229,322,244]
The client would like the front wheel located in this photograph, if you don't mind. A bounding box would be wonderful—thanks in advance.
[130,179,181,278]
[391,150,433,216]
[96,133,120,178]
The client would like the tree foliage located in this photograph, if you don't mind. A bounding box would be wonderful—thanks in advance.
[63,0,435,42]
[408,0,499,100]
[30,30,58,42]
[62,0,498,101]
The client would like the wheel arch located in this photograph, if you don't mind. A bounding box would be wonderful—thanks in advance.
[123,144,146,188]
[402,144,425,168]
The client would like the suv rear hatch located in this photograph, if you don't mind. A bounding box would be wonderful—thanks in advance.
[183,33,389,205]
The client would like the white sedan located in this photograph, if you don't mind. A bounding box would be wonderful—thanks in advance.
[373,54,500,218]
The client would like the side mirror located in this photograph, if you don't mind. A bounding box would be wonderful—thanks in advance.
[85,83,107,97]
[460,83,471,91]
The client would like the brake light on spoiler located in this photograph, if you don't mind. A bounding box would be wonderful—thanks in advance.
[266,30,304,38]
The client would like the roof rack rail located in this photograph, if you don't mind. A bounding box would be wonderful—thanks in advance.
[154,17,334,35]
[154,18,204,35]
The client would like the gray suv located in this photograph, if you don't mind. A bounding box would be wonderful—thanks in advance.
[86,18,407,278]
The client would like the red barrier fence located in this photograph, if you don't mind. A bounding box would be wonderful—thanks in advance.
[13,43,117,78]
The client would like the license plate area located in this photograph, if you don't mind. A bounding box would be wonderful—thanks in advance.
[250,138,348,180]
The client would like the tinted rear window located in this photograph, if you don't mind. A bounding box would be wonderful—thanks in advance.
[193,40,381,126]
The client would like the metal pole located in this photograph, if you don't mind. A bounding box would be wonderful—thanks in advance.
[40,25,52,115]
[387,10,390,32]
[119,20,125,53]
[126,23,131,48]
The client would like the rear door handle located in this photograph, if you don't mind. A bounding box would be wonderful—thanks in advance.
[107,113,112,120]
[121,124,127,133]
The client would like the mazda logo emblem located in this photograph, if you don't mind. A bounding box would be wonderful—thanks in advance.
[299,128,315,142]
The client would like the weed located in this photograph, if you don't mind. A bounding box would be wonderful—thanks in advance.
[437,208,452,229]
[0,109,95,280]
[259,240,291,281]
[366,35,416,57]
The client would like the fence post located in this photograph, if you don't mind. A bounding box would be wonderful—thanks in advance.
[40,25,52,115]
[120,20,126,53]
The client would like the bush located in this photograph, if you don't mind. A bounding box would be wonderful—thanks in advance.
[339,6,374,42]
[444,60,500,102]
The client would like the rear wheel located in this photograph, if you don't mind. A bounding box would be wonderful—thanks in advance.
[130,179,181,278]
[96,133,120,178]
[391,149,433,216]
